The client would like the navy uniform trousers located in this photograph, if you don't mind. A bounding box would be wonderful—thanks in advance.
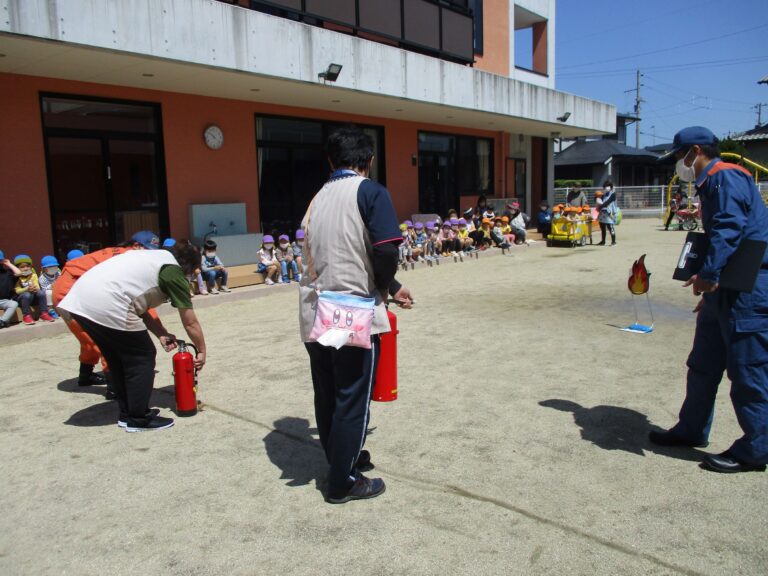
[305,336,380,494]
[672,293,768,465]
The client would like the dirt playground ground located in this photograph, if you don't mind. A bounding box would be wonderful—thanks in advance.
[0,218,765,576]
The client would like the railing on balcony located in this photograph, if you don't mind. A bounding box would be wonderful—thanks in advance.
[241,0,475,65]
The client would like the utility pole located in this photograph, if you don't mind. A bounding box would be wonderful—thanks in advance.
[754,103,768,127]
[634,70,643,148]
[624,70,644,147]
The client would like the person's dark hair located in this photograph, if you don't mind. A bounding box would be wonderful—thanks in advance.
[326,125,374,171]
[116,240,135,248]
[204,240,217,250]
[699,143,721,160]
[603,179,614,188]
[166,240,201,275]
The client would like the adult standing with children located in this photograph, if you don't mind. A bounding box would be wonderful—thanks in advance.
[58,240,207,432]
[596,180,618,246]
[299,125,412,504]
[650,126,768,474]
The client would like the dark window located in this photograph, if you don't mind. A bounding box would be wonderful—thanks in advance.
[470,0,483,55]
[256,116,385,235]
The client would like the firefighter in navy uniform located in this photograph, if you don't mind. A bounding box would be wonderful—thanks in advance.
[650,126,768,473]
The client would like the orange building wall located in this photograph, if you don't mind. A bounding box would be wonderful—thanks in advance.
[0,72,502,261]
[473,0,510,77]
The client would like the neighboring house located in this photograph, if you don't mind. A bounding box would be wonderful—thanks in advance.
[0,0,614,260]
[555,114,667,187]
[730,124,768,170]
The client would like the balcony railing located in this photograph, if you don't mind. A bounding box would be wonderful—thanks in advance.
[239,0,475,64]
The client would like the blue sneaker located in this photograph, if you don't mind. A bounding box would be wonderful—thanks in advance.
[48,309,60,320]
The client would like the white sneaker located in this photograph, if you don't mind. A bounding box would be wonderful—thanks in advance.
[220,286,231,293]
[296,274,302,282]
[210,287,219,294]
[265,278,274,285]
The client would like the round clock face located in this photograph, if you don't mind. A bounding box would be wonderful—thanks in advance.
[204,125,224,150]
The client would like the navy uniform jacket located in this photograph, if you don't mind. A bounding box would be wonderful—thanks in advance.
[696,158,768,332]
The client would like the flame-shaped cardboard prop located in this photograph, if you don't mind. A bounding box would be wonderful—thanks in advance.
[628,254,650,295]
[621,254,654,333]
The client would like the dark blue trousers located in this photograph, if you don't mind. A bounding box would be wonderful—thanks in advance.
[672,299,768,465]
[305,336,380,494]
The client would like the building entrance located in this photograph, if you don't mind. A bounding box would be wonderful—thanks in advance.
[41,95,167,260]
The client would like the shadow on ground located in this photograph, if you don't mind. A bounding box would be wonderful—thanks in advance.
[59,379,177,427]
[539,399,707,462]
[263,416,327,489]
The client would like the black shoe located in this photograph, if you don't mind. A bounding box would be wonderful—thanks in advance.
[326,475,386,504]
[79,372,108,386]
[118,408,160,428]
[124,414,174,433]
[649,429,709,448]
[0,319,7,329]
[597,241,605,246]
[356,449,374,472]
[104,389,117,400]
[701,451,767,474]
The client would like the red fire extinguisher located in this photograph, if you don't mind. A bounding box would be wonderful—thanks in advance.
[172,340,199,417]
[373,309,398,402]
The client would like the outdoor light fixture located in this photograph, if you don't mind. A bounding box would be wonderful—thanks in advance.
[318,63,343,83]
[557,112,571,122]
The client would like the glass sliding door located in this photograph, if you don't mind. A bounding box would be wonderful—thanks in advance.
[41,95,166,260]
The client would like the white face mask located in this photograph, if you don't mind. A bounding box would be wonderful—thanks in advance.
[279,242,289,249]
[264,244,273,250]
[204,252,215,258]
[297,240,304,247]
[605,186,612,192]
[45,267,58,276]
[19,268,33,277]
[675,149,697,182]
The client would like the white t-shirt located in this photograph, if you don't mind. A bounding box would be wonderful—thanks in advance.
[59,250,179,331]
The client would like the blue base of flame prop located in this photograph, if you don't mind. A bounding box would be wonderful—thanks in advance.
[621,293,655,334]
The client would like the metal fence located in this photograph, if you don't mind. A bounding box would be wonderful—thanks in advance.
[554,182,768,218]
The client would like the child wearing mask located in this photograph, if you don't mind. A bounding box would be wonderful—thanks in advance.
[439,221,462,257]
[413,222,427,262]
[425,221,440,262]
[398,223,414,269]
[38,255,61,319]
[476,218,493,250]
[292,230,305,275]
[14,254,54,324]
[457,218,474,252]
[257,235,281,285]
[277,234,300,283]
[201,240,231,294]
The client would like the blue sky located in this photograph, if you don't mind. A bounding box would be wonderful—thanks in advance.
[551,0,768,148]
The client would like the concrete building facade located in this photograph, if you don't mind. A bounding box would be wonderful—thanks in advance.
[0,0,614,261]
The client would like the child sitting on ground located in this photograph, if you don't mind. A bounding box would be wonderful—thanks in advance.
[277,234,300,283]
[413,222,427,261]
[457,218,474,252]
[257,235,281,285]
[476,218,494,250]
[0,250,20,329]
[201,240,231,294]
[14,254,54,325]
[492,217,512,249]
[292,230,304,274]
[439,221,460,256]
[398,224,413,267]
[38,255,61,319]
[425,221,440,260]
[499,216,516,245]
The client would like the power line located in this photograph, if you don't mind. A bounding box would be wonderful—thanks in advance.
[558,23,768,70]
[557,54,768,78]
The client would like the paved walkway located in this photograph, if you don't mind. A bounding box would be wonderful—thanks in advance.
[1,219,765,576]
